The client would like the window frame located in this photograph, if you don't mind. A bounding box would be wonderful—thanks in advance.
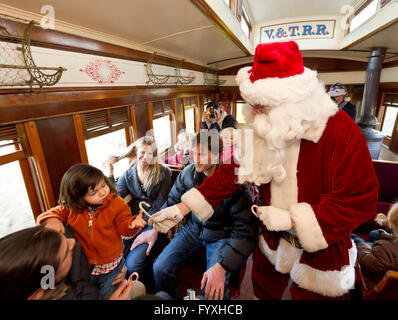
[0,123,43,218]
[348,0,379,33]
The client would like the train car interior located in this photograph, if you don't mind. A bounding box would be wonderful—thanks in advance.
[0,0,398,300]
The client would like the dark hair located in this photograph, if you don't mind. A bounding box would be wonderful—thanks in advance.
[205,101,220,110]
[0,226,62,300]
[192,130,223,156]
[58,163,116,211]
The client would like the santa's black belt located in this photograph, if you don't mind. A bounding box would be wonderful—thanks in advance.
[280,231,302,249]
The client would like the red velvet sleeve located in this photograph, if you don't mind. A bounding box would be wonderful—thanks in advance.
[196,159,241,209]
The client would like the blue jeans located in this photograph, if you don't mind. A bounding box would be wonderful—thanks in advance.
[89,257,125,300]
[153,223,231,300]
[124,226,162,278]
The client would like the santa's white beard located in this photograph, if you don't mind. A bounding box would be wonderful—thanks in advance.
[236,102,319,186]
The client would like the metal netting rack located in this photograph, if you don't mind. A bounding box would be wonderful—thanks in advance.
[0,14,66,91]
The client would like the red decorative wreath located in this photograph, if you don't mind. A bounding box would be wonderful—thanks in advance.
[80,58,124,84]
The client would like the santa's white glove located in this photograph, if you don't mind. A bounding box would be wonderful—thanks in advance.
[254,205,292,231]
[148,205,184,233]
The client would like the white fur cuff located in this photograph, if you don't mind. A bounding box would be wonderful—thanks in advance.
[257,206,292,231]
[181,188,214,222]
[289,202,328,252]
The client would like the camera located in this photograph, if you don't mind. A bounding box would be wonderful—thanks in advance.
[206,106,217,119]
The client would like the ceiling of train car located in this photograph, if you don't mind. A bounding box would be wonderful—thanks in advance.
[0,0,397,71]
[0,0,245,66]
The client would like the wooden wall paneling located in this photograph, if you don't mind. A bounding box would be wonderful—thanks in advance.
[35,116,82,203]
[389,114,398,153]
[129,105,138,142]
[0,86,219,125]
[198,96,204,131]
[171,99,179,141]
[195,96,200,132]
[72,114,89,164]
[24,121,56,209]
[134,103,151,138]
[148,102,154,132]
[175,98,185,134]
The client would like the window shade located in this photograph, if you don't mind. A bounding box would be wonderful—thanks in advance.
[81,106,131,139]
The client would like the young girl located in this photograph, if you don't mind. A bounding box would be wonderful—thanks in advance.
[36,163,146,300]
[357,203,398,289]
[220,127,237,163]
[164,132,195,169]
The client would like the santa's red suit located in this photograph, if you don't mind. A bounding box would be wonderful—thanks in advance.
[178,41,380,299]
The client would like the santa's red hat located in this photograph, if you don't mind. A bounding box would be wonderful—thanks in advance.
[236,41,320,107]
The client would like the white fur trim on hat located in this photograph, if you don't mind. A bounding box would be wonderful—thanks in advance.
[236,67,320,107]
[181,188,214,221]
[289,202,328,252]
[328,88,347,97]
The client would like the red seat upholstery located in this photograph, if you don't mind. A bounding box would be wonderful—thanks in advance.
[352,160,398,240]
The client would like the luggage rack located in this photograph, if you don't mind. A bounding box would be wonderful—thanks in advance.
[145,51,195,87]
[203,68,226,86]
[0,15,67,92]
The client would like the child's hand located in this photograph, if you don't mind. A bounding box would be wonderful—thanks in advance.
[108,279,133,300]
[129,212,147,229]
[44,218,65,234]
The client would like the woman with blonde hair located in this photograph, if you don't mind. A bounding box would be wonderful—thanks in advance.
[357,203,398,289]
[103,136,172,283]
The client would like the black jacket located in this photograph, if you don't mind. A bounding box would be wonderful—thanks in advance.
[339,101,356,120]
[200,113,237,132]
[162,164,259,272]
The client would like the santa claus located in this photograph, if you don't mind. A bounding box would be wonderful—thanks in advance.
[149,41,380,299]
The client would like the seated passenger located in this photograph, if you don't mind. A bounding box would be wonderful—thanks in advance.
[327,82,357,120]
[164,131,195,169]
[0,225,136,300]
[152,131,258,300]
[357,203,398,289]
[103,136,172,281]
[220,127,237,163]
[200,101,237,132]
[36,164,146,300]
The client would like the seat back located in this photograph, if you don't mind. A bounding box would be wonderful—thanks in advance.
[363,270,398,300]
[372,160,398,204]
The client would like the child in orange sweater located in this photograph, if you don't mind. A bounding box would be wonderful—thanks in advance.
[37,163,146,299]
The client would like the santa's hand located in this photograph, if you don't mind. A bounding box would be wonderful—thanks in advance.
[148,205,183,233]
[252,205,292,231]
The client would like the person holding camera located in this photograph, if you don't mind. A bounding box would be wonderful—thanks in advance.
[200,102,237,132]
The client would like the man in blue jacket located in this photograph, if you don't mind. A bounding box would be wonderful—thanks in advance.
[152,131,258,300]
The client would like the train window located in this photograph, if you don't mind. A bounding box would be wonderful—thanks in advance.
[350,0,378,32]
[185,107,195,134]
[240,4,251,38]
[236,102,247,123]
[85,128,130,178]
[153,115,172,153]
[0,158,35,238]
[381,106,398,137]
